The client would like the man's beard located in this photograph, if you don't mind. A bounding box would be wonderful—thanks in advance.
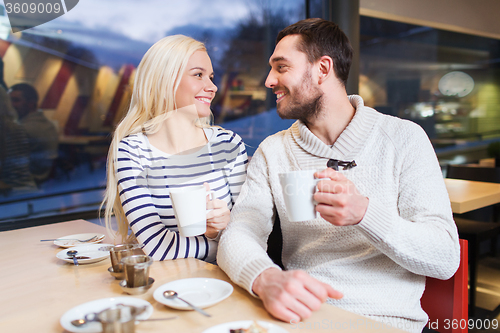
[276,71,323,123]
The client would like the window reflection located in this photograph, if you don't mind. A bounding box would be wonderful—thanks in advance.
[359,16,500,153]
[0,0,304,223]
[4,3,498,224]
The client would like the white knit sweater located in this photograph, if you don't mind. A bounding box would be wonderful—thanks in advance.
[217,95,460,333]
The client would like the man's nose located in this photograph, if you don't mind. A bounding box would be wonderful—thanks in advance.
[265,71,277,89]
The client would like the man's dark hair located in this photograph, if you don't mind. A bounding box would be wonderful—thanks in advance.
[277,18,353,87]
[10,83,39,105]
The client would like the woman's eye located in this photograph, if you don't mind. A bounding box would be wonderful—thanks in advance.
[195,73,202,78]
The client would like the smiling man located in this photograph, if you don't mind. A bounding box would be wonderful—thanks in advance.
[217,18,460,333]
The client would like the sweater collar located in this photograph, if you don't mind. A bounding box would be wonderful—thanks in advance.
[291,95,379,159]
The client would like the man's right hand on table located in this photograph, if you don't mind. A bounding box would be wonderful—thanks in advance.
[252,268,343,322]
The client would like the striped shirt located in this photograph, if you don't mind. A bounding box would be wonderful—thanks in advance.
[117,127,248,263]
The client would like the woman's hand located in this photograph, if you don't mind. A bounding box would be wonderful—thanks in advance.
[203,183,230,239]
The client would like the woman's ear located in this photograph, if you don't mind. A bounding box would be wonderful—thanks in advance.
[317,56,334,84]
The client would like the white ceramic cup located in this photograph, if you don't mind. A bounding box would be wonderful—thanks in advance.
[279,169,326,222]
[170,185,215,237]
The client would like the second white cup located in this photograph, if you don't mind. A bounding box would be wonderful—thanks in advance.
[279,169,325,222]
[170,185,215,237]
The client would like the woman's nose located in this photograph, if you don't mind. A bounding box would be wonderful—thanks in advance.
[206,78,217,92]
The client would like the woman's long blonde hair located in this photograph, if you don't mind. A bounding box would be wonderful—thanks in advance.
[101,35,209,241]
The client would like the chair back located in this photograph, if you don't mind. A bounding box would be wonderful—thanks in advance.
[267,214,284,269]
[421,239,468,333]
[446,164,500,183]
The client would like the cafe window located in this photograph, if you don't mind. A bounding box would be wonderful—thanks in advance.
[5,2,498,226]
[0,0,305,226]
[358,16,500,165]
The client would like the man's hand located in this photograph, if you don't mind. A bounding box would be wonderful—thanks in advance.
[252,268,343,322]
[204,183,230,238]
[314,168,369,226]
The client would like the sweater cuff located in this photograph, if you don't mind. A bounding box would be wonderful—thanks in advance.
[356,198,394,243]
[239,257,282,297]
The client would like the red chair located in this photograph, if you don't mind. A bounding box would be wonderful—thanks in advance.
[421,239,468,333]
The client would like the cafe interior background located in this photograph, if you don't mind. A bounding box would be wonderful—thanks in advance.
[2,0,500,310]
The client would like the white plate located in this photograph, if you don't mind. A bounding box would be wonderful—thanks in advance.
[153,278,233,310]
[56,243,113,264]
[202,320,289,333]
[60,297,153,333]
[54,233,106,248]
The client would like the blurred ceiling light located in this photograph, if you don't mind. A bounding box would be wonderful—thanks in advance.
[438,71,474,97]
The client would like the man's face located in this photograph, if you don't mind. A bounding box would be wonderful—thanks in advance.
[9,90,31,119]
[265,35,323,122]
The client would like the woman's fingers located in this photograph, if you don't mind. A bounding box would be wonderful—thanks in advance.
[207,198,227,210]
[206,199,230,231]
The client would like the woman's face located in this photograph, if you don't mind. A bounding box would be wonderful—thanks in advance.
[175,50,217,118]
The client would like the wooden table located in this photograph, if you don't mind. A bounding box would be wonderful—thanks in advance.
[0,220,408,333]
[445,178,500,214]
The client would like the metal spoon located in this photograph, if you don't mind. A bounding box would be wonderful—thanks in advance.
[66,256,90,260]
[70,316,177,327]
[163,290,211,317]
[66,250,79,266]
[71,318,88,327]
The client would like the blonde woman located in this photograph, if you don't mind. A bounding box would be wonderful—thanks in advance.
[102,35,248,263]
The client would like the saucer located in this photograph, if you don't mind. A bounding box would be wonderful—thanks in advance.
[54,233,106,248]
[153,278,233,310]
[108,266,125,280]
[202,320,289,333]
[119,277,155,295]
[56,244,113,264]
[60,297,153,333]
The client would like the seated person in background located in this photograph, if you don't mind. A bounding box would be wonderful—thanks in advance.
[102,35,248,263]
[8,83,58,183]
[217,18,460,333]
[0,86,35,193]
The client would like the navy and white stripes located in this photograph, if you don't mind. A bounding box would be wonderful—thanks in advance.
[116,127,248,263]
